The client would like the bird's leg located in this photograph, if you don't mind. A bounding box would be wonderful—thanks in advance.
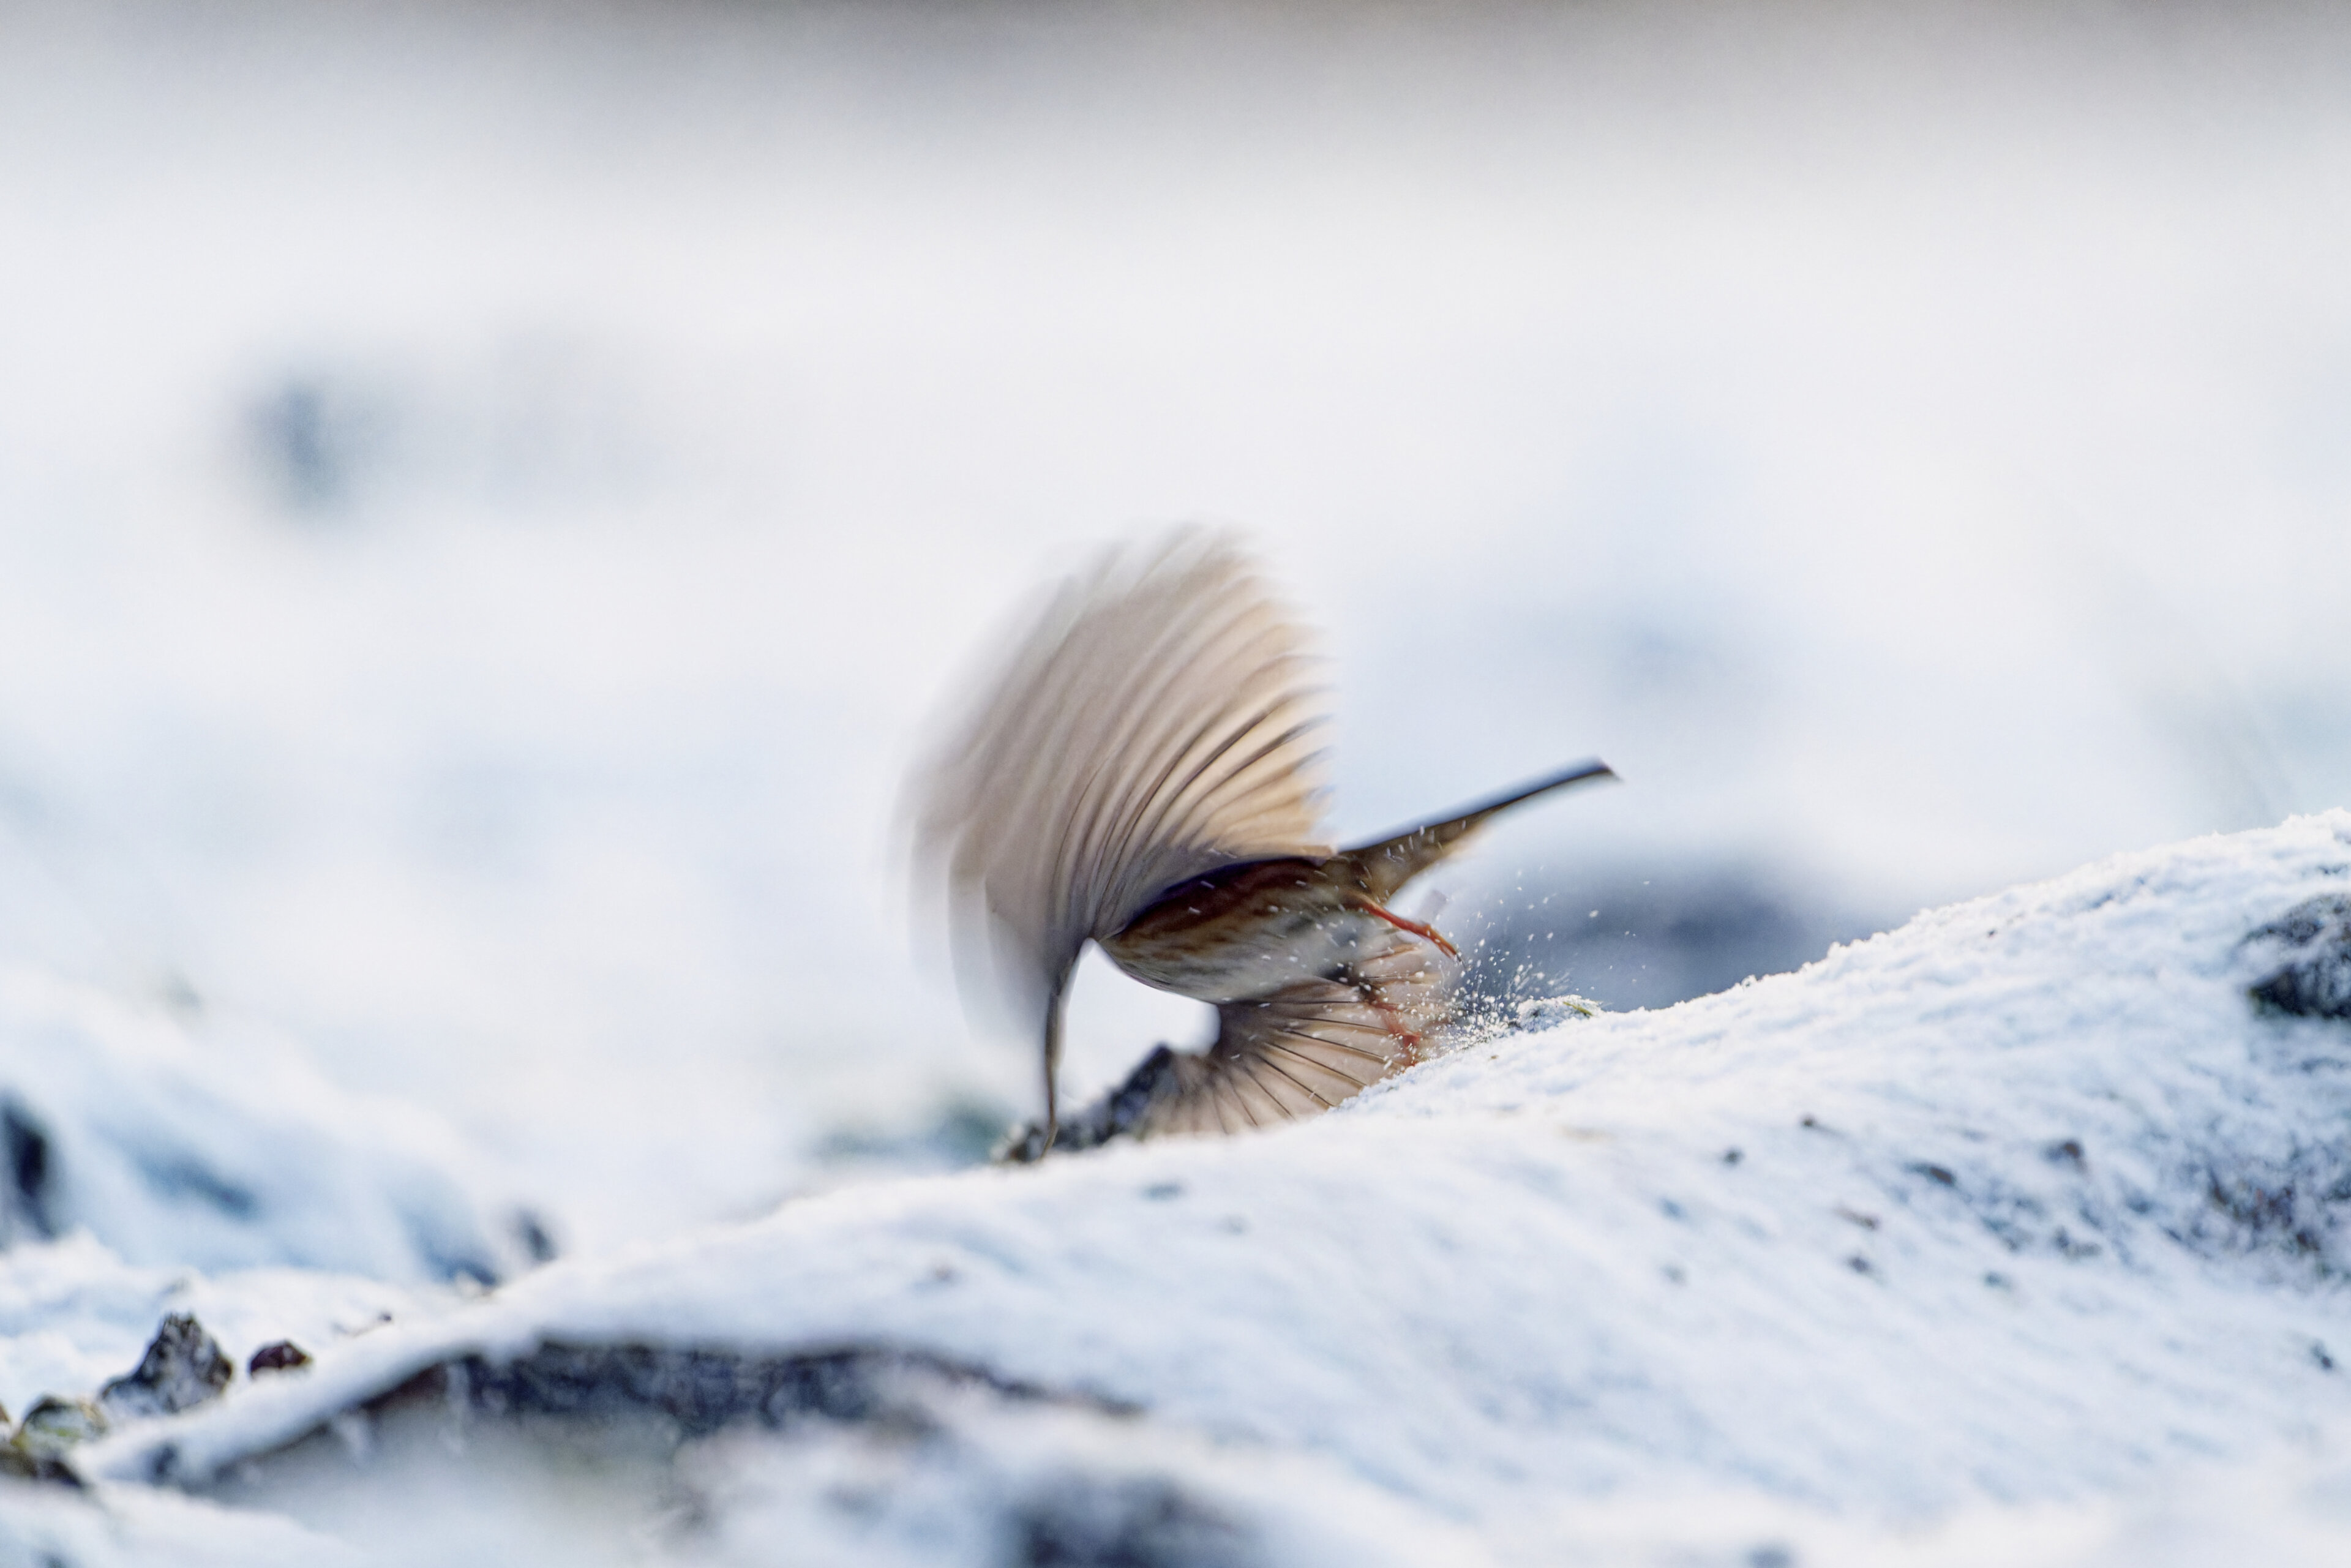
[1349,898,1461,959]
[1356,980,1429,1069]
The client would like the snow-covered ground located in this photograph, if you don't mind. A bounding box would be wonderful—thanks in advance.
[2,814,2347,1564]
[0,965,537,1286]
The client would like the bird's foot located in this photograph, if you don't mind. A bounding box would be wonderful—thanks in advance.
[1357,987,1430,1069]
[1352,899,1461,959]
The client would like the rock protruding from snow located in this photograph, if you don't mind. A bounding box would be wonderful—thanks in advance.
[13,1394,107,1458]
[99,1315,233,1421]
[453,1341,1116,1435]
[247,1341,312,1376]
[2246,893,2351,1020]
[6,1394,103,1485]
[996,1043,1193,1160]
[1010,1476,1258,1568]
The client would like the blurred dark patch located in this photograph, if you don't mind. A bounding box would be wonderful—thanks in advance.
[819,1096,1014,1171]
[242,340,647,523]
[3,1097,57,1241]
[2167,1138,2351,1273]
[135,1153,257,1218]
[1459,866,1883,1012]
[247,374,394,517]
[512,1207,561,1265]
[1010,1476,1259,1568]
[409,1222,501,1290]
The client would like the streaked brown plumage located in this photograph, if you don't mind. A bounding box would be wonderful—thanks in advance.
[909,528,1612,1157]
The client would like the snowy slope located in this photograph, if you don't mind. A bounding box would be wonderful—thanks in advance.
[0,967,536,1286]
[17,812,2345,1564]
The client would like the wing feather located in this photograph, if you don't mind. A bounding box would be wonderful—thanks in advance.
[910,530,1330,1035]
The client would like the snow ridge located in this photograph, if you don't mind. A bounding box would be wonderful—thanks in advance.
[33,814,2351,1563]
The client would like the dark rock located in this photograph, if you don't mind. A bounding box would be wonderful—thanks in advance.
[0,1444,85,1488]
[998,1046,1190,1163]
[441,1341,1132,1441]
[100,1315,234,1420]
[1010,1476,1259,1568]
[249,1341,313,1376]
[12,1394,107,1468]
[2246,895,2351,1020]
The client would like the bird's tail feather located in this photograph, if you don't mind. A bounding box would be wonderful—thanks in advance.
[1342,759,1614,902]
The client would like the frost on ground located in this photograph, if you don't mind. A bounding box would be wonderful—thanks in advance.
[7,814,2351,1564]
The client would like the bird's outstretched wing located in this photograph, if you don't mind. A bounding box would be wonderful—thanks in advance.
[996,923,1447,1160]
[909,528,1332,1043]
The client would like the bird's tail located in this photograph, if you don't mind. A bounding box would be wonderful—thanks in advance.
[1341,759,1615,902]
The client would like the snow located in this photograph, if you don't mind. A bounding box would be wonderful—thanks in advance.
[9,812,2344,1563]
[0,966,533,1286]
[0,1235,424,1431]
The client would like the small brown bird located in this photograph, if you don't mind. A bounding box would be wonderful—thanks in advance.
[910,529,1613,1157]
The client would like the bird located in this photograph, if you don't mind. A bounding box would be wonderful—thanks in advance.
[907,528,1614,1158]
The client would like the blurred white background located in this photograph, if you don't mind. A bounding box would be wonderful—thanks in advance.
[2,0,2346,1251]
